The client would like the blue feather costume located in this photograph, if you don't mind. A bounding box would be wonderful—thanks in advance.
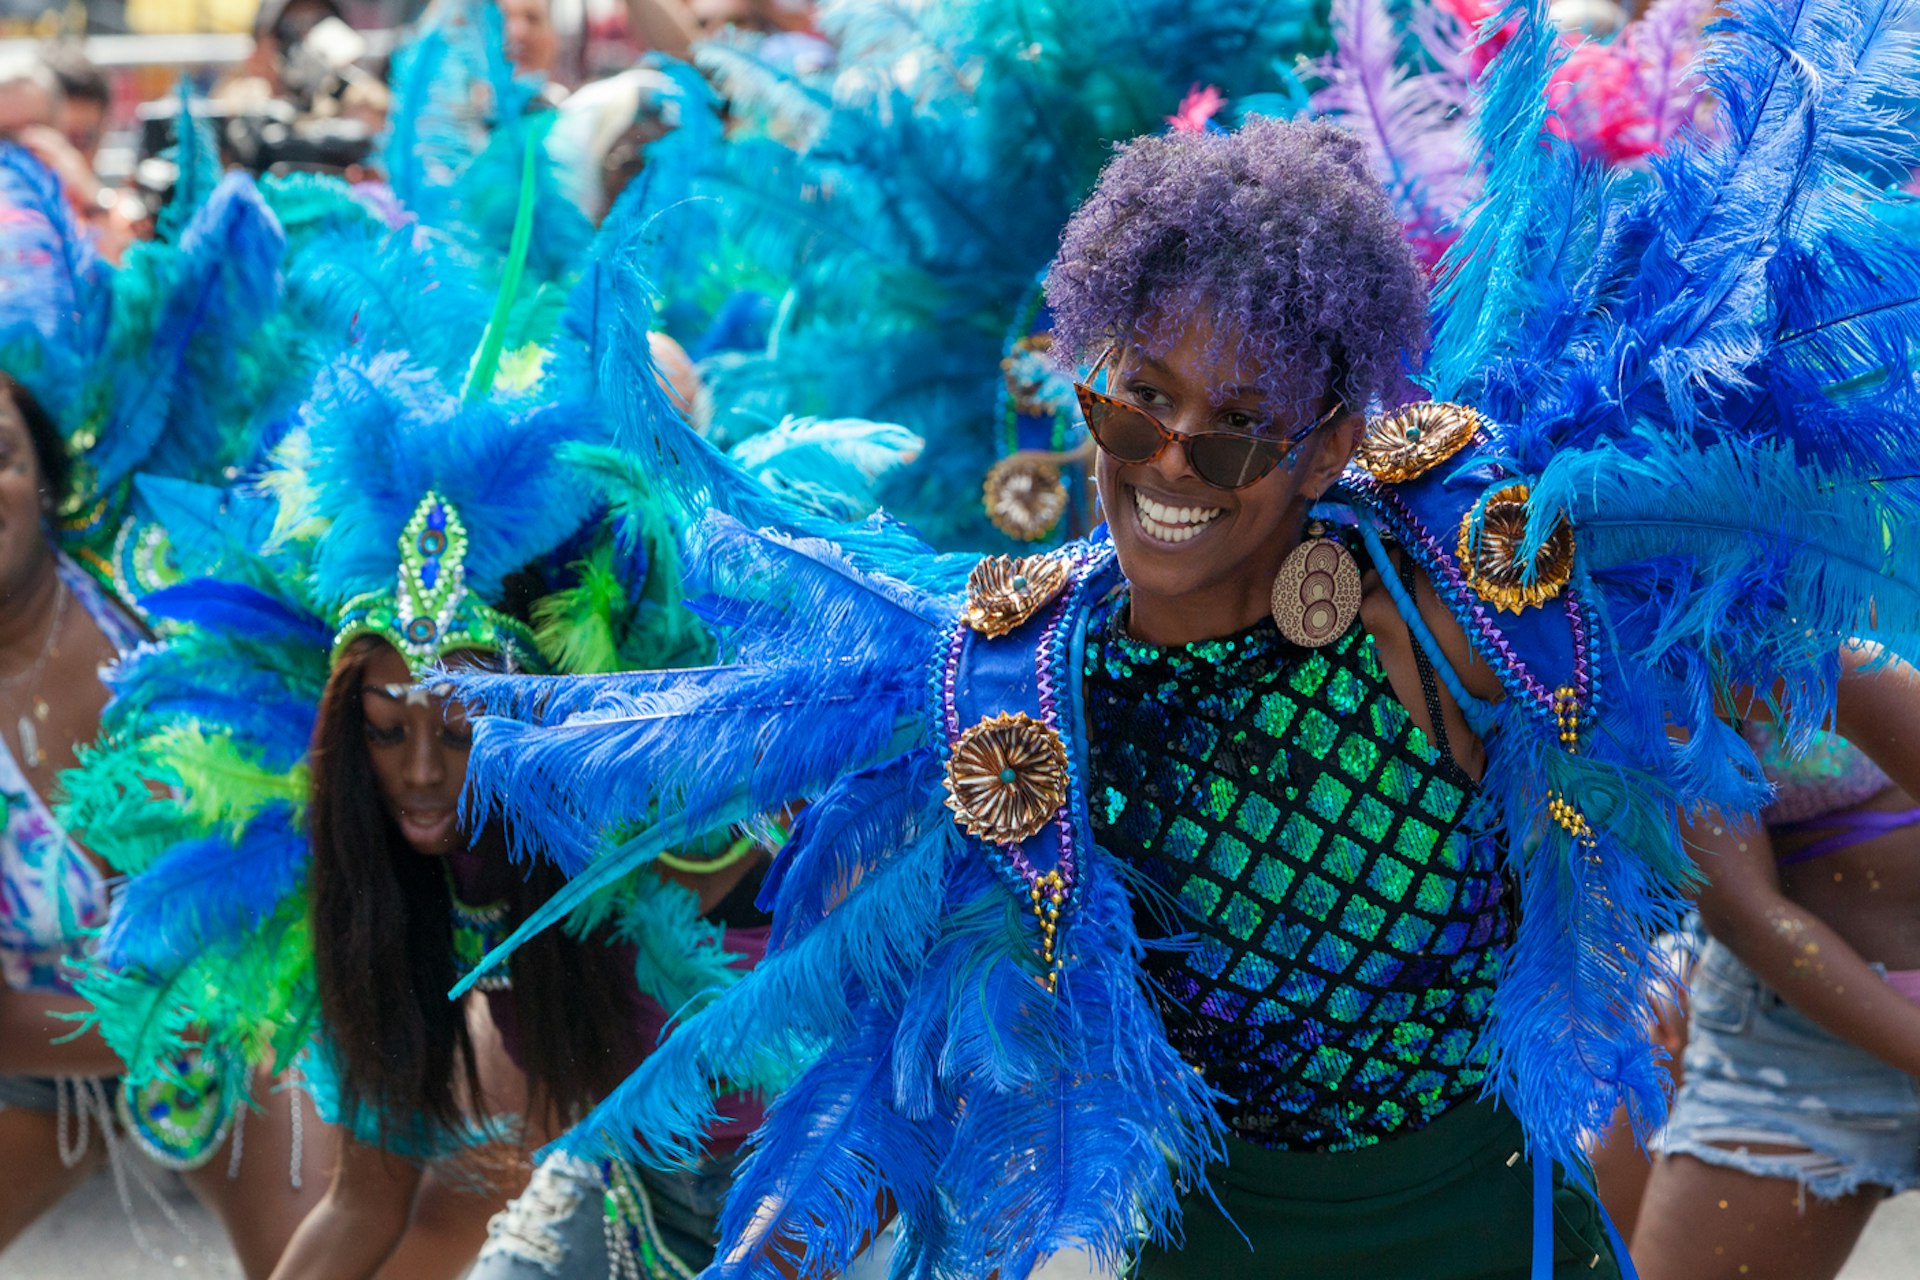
[442,0,1920,1276]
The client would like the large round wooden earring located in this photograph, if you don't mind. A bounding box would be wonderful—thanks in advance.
[1270,521,1363,648]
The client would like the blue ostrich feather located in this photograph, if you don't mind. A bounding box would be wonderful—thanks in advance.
[297,354,607,609]
[98,803,307,978]
[130,477,288,585]
[0,143,110,427]
[284,224,493,390]
[156,81,220,246]
[95,174,287,491]
[139,579,332,652]
[447,511,956,875]
[703,1007,938,1280]
[381,0,532,223]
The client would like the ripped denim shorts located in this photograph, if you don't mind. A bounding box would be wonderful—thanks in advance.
[1657,935,1920,1199]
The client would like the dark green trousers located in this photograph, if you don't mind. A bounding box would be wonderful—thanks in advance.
[1134,1101,1622,1279]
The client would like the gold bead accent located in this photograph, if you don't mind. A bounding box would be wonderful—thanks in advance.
[1459,482,1575,614]
[1553,685,1582,751]
[1031,868,1069,993]
[1546,792,1597,847]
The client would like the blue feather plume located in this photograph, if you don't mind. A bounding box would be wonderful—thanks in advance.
[98,803,307,978]
[95,174,288,490]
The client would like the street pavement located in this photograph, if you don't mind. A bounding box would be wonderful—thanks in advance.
[3,1166,1918,1278]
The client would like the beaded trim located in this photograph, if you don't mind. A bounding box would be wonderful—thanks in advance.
[1340,473,1597,729]
[934,543,1101,992]
[115,1050,237,1172]
[601,1158,699,1280]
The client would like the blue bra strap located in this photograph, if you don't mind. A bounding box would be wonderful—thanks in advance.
[1533,1157,1553,1280]
[1349,515,1499,740]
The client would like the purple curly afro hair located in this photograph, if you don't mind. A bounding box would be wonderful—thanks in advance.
[1046,116,1428,416]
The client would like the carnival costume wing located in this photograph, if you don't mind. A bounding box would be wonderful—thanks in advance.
[1328,0,1920,1177]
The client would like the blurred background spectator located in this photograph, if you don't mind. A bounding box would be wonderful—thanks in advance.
[43,43,109,163]
[0,56,59,135]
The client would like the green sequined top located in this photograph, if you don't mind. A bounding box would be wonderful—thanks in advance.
[1084,591,1508,1152]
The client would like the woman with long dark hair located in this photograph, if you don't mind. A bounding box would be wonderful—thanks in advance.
[274,632,770,1280]
[54,343,772,1280]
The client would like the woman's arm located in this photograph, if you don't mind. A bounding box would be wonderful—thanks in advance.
[1833,643,1920,802]
[0,986,123,1078]
[1690,814,1920,1077]
[269,1134,422,1280]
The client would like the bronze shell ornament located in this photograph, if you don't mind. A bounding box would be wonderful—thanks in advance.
[962,553,1071,638]
[944,711,1071,846]
[1459,482,1576,613]
[1355,401,1487,484]
[982,455,1070,542]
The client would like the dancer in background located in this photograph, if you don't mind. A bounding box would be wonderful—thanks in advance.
[1628,732,1920,1280]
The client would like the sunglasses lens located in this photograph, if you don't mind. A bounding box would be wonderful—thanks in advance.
[1188,434,1282,489]
[1079,391,1165,464]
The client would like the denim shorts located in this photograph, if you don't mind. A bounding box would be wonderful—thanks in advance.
[1657,936,1920,1199]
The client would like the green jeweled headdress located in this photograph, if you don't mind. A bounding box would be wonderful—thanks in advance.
[331,491,543,675]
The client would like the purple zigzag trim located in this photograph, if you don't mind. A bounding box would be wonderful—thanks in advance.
[1344,474,1592,726]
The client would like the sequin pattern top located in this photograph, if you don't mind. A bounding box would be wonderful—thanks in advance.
[1084,593,1508,1151]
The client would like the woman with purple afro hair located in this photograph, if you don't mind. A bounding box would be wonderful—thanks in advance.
[1048,116,1429,425]
[1041,116,1626,1277]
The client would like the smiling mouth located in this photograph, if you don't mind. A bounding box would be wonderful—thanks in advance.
[1130,487,1224,545]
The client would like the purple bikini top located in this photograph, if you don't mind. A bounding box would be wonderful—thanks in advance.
[1743,723,1920,867]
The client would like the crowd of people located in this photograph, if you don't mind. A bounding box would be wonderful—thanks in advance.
[0,1,1917,1278]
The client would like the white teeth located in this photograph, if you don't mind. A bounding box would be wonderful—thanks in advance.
[1131,489,1223,544]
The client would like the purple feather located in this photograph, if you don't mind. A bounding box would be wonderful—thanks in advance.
[1312,0,1479,268]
